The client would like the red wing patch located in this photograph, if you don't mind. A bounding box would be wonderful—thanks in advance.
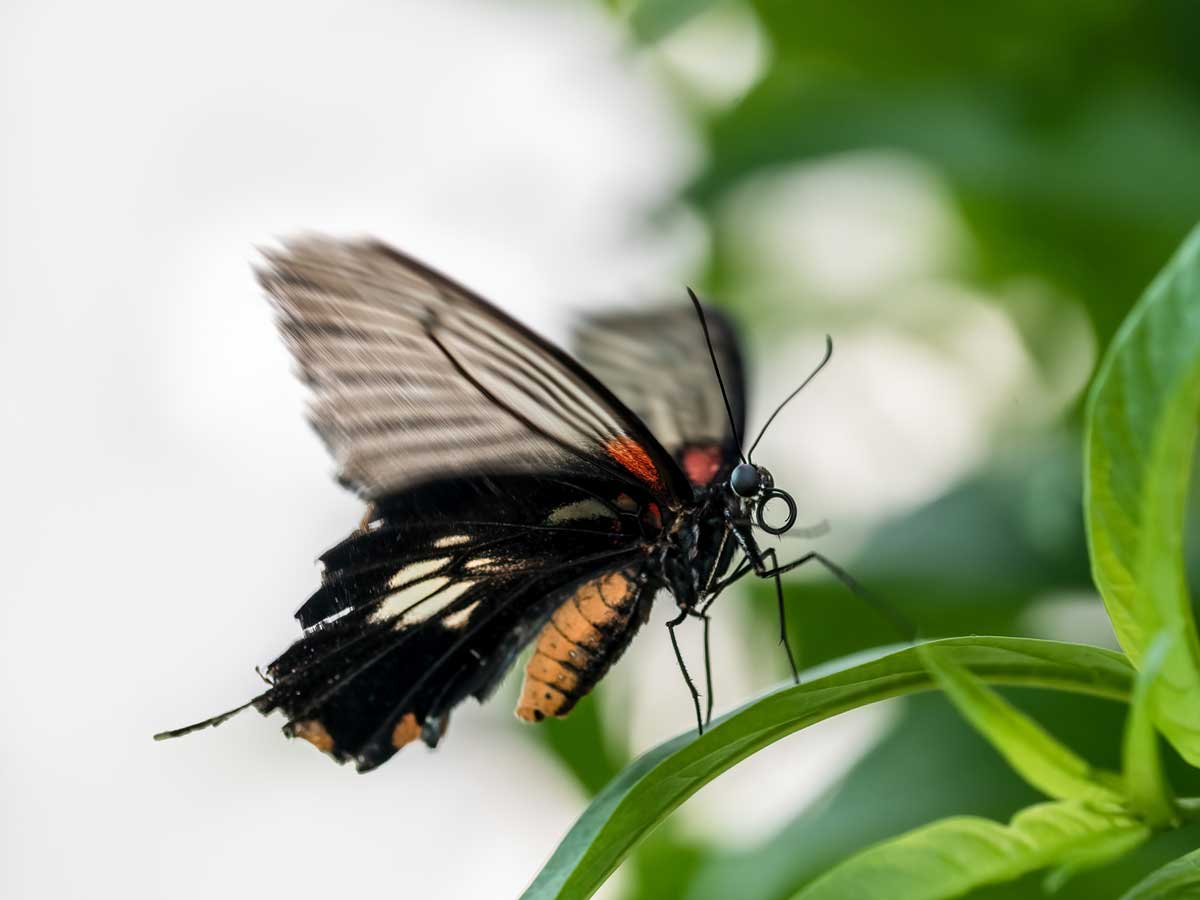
[680,443,723,486]
[604,436,664,492]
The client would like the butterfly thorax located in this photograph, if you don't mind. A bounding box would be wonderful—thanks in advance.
[653,482,740,611]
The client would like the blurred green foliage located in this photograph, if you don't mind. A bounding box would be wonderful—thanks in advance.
[689,0,1200,348]
[530,2,1200,897]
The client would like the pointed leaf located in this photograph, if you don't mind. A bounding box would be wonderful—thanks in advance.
[521,637,1133,900]
[684,691,1132,900]
[795,801,1148,900]
[1085,222,1200,765]
[1119,848,1200,899]
[921,645,1123,803]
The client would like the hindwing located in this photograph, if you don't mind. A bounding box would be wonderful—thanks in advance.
[573,304,746,487]
[255,474,654,771]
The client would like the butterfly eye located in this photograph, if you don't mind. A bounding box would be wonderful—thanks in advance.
[756,488,798,535]
[730,463,762,497]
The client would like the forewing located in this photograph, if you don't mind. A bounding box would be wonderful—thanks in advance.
[573,303,746,486]
[257,238,691,505]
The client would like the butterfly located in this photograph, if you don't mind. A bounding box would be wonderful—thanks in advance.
[155,237,855,773]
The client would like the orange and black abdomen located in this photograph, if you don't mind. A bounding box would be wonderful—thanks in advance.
[516,570,648,722]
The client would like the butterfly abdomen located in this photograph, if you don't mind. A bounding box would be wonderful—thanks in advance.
[516,569,649,722]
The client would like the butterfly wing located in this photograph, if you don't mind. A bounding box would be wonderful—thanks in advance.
[572,303,746,488]
[162,239,694,772]
[258,237,692,505]
[254,472,652,771]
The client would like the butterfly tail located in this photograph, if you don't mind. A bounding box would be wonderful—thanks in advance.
[152,697,262,742]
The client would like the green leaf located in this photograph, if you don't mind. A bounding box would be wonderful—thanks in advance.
[794,801,1149,900]
[1124,631,1180,828]
[1085,222,1200,766]
[920,644,1123,803]
[521,637,1132,900]
[694,693,1200,900]
[1120,847,1200,899]
[685,690,1134,900]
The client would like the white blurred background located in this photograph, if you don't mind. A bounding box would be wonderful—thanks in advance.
[1,2,1097,898]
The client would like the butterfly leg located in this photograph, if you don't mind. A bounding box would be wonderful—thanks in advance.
[691,529,736,729]
[667,608,705,735]
[701,611,714,725]
[708,557,753,595]
[752,550,915,641]
[706,546,804,682]
[763,549,801,684]
[711,528,803,681]
[682,606,716,727]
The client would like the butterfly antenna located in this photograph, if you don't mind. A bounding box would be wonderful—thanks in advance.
[747,335,833,462]
[687,288,746,464]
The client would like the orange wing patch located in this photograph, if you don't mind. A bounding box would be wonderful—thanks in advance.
[391,712,421,750]
[604,436,664,493]
[292,719,335,753]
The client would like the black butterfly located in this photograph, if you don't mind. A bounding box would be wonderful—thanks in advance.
[155,237,857,773]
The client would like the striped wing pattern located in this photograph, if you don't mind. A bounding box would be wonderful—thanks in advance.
[257,238,689,504]
[572,304,746,472]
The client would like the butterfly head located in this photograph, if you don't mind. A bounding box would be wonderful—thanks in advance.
[729,463,797,536]
[729,462,769,498]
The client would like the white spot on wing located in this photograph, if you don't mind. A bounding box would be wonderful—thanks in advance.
[434,534,471,548]
[371,577,451,624]
[442,600,480,630]
[396,581,475,629]
[545,499,613,525]
[464,556,498,571]
[387,556,450,589]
